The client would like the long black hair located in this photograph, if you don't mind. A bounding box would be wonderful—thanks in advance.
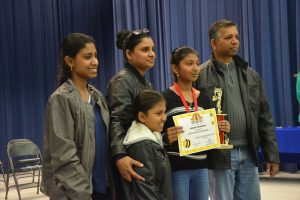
[57,33,95,86]
[170,46,199,81]
[116,29,151,60]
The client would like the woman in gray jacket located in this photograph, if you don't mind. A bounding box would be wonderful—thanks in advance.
[41,33,111,200]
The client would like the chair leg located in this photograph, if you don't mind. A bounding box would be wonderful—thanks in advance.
[5,170,9,199]
[37,169,41,194]
[0,164,7,186]
[32,170,35,183]
[12,172,22,200]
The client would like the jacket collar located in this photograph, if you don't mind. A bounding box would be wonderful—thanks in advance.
[125,62,148,86]
[64,79,100,103]
[65,79,95,93]
[123,120,163,146]
[211,54,248,71]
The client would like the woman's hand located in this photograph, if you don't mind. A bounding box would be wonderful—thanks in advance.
[116,156,145,182]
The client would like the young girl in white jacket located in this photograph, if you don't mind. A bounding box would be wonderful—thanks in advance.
[122,89,173,200]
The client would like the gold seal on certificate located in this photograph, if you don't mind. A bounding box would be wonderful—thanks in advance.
[173,108,221,156]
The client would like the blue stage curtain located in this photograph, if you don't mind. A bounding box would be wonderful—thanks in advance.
[112,0,300,127]
[289,0,300,126]
[0,0,299,164]
[0,0,114,164]
[112,0,174,90]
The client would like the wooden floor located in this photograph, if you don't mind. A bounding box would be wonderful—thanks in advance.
[0,172,299,200]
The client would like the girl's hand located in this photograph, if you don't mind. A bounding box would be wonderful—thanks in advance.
[165,126,183,144]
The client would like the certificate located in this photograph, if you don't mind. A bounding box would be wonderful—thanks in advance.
[173,108,221,156]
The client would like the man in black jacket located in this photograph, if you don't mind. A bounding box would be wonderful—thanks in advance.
[195,19,279,200]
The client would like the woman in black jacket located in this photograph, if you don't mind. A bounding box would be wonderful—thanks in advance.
[106,29,156,198]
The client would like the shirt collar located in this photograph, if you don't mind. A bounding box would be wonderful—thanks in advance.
[214,59,235,72]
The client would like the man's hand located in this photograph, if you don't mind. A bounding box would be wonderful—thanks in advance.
[265,162,279,177]
[166,126,183,144]
[116,156,145,182]
[218,120,230,133]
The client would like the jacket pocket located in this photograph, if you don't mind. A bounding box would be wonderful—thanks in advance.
[52,181,69,200]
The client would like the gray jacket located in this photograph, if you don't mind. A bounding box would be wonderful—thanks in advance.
[195,55,280,169]
[41,79,110,200]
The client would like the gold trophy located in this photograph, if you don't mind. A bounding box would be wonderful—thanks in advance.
[212,88,233,149]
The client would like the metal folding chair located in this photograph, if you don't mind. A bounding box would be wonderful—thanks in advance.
[6,139,42,200]
[0,160,8,195]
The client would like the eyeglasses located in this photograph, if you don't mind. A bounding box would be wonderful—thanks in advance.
[124,28,150,49]
[128,28,150,41]
[131,28,149,35]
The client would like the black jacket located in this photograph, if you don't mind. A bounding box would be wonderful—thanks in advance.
[106,63,152,199]
[123,141,172,200]
[107,63,152,159]
[122,121,173,200]
[194,55,280,169]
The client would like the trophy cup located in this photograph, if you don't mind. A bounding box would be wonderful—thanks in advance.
[212,88,233,149]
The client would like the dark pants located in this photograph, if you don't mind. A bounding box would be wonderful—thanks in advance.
[111,162,126,200]
[92,191,111,200]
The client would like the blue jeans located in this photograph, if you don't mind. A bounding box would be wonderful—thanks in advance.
[209,147,261,200]
[172,169,209,200]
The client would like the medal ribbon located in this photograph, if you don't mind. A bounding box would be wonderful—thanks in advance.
[173,82,198,112]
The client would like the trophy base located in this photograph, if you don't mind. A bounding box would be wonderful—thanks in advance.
[217,144,233,149]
